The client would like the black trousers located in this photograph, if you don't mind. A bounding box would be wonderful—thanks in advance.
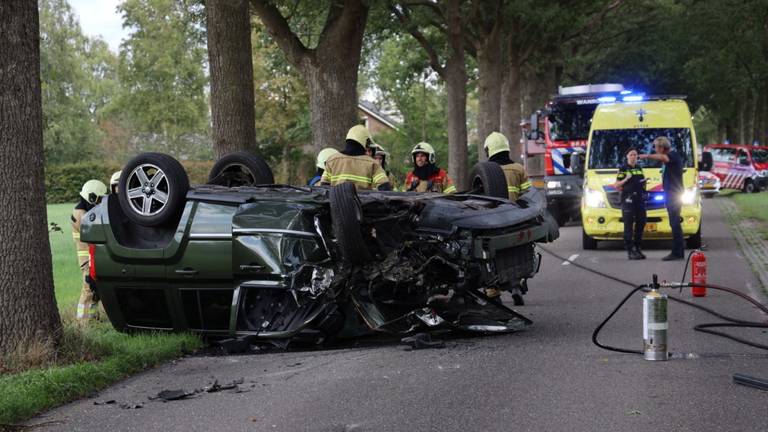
[622,195,647,251]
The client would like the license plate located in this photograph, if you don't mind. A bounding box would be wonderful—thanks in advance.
[548,190,563,195]
[645,223,657,232]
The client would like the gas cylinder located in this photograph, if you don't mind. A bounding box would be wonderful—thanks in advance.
[691,251,707,297]
[643,288,668,361]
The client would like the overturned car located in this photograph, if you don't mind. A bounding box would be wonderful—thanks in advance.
[80,152,559,344]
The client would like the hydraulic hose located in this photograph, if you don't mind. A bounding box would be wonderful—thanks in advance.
[537,245,768,354]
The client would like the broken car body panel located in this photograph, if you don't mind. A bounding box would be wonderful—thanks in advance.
[81,186,558,343]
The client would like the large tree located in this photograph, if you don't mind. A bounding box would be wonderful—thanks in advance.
[250,0,370,153]
[392,0,470,189]
[0,0,62,357]
[206,0,257,158]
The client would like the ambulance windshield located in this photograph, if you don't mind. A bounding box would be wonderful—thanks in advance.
[588,128,694,169]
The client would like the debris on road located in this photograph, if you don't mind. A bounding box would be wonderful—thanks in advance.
[400,333,446,350]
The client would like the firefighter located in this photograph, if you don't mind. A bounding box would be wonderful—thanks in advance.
[109,171,121,194]
[404,142,456,193]
[371,143,399,191]
[308,148,339,186]
[321,125,392,190]
[483,132,531,200]
[73,179,107,321]
[614,147,647,260]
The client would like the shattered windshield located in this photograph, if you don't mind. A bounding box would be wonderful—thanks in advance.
[548,104,596,141]
[588,128,694,169]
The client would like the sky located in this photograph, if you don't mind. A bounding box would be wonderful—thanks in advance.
[68,0,126,53]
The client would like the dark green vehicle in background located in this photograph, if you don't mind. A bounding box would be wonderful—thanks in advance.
[80,152,559,345]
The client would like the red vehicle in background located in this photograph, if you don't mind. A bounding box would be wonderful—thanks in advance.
[524,83,631,226]
[703,144,768,193]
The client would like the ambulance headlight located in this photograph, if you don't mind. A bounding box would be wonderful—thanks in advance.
[681,188,698,205]
[547,181,561,189]
[584,188,606,208]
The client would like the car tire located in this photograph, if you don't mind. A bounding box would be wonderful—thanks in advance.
[743,180,756,194]
[208,152,274,187]
[329,182,370,265]
[119,152,189,227]
[553,209,569,227]
[582,228,598,250]
[468,162,508,199]
[686,225,702,249]
[703,193,714,199]
[512,293,525,306]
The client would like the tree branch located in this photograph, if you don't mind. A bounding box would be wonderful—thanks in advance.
[390,2,445,76]
[250,0,308,65]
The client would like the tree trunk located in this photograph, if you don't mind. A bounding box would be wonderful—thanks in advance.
[746,92,757,144]
[738,99,746,144]
[444,0,468,190]
[301,54,361,152]
[501,31,522,162]
[207,0,257,159]
[475,17,503,161]
[0,0,62,356]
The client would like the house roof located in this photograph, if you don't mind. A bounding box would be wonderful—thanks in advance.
[358,100,400,131]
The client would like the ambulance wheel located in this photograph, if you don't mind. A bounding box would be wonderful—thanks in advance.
[208,152,274,187]
[582,229,598,250]
[119,153,189,227]
[330,182,370,265]
[686,225,702,249]
[743,180,756,194]
[469,162,508,199]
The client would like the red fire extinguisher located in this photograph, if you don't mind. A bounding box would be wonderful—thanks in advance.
[691,251,706,297]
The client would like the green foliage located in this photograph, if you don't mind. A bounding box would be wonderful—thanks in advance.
[45,161,214,203]
[105,0,210,159]
[39,0,119,165]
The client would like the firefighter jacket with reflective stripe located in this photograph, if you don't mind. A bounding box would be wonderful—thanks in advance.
[71,208,89,268]
[404,169,456,193]
[501,162,530,200]
[321,154,389,190]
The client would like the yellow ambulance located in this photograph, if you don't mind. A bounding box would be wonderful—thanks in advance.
[577,97,702,249]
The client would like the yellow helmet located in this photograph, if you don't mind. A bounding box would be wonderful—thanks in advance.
[483,132,510,158]
[346,125,372,148]
[411,142,436,164]
[316,148,339,170]
[80,179,107,204]
[110,171,122,186]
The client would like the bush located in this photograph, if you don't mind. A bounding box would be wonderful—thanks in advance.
[45,160,214,203]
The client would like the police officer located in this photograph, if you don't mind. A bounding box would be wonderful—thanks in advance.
[308,148,339,186]
[483,132,531,200]
[404,142,456,193]
[73,179,108,320]
[615,148,647,260]
[321,125,392,190]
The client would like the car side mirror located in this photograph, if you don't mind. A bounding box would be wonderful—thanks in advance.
[700,151,713,171]
[571,153,585,176]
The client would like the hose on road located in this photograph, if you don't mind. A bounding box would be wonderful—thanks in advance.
[537,245,768,354]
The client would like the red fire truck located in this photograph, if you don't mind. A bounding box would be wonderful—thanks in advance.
[524,83,632,226]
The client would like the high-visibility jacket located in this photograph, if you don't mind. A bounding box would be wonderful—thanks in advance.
[72,203,98,319]
[321,154,389,190]
[501,162,531,200]
[404,169,457,193]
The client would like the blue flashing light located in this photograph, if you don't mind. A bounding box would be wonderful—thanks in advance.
[597,96,616,103]
[623,95,644,102]
[653,194,664,202]
[620,90,632,95]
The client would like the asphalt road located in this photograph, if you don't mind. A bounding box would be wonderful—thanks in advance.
[32,199,768,432]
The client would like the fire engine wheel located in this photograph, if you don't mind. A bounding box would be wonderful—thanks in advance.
[686,225,702,249]
[582,228,598,250]
[119,152,189,227]
[743,180,756,194]
[208,152,274,187]
[469,162,508,199]
[329,182,370,265]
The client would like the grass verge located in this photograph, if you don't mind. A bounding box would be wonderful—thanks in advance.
[728,192,768,240]
[0,203,203,425]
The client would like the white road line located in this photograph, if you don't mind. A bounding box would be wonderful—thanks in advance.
[562,254,579,266]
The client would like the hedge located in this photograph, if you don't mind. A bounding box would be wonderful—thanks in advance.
[46,160,214,203]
